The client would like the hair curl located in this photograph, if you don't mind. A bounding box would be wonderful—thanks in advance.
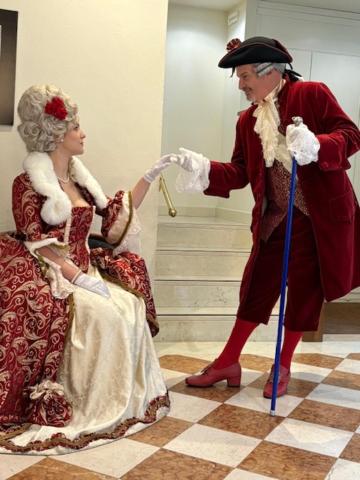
[17,85,78,152]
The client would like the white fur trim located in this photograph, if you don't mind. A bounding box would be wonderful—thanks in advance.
[23,152,108,225]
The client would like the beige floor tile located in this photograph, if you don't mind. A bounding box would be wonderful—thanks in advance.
[199,404,283,439]
[336,358,360,375]
[292,353,343,369]
[239,441,336,480]
[0,455,44,480]
[290,362,331,383]
[159,355,209,373]
[308,383,360,411]
[6,458,115,480]
[265,418,353,457]
[168,391,220,422]
[326,459,360,479]
[289,399,360,431]
[59,438,158,478]
[121,448,231,479]
[226,386,302,417]
[161,368,187,388]
[340,433,360,463]
[129,416,192,447]
[164,424,260,468]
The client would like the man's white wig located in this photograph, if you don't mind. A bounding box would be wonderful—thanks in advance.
[254,62,286,77]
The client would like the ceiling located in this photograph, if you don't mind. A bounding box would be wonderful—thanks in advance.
[169,0,360,14]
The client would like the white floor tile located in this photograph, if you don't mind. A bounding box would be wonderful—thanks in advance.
[161,368,187,388]
[325,459,360,479]
[59,438,158,478]
[241,368,264,386]
[335,358,360,375]
[164,424,260,468]
[307,383,360,411]
[266,418,353,457]
[168,391,220,423]
[225,386,302,417]
[224,469,277,480]
[0,455,44,480]
[290,362,331,383]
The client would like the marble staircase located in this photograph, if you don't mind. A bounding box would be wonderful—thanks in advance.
[154,216,279,342]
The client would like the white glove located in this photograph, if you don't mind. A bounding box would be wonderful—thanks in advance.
[73,272,111,298]
[143,154,178,183]
[174,147,210,193]
[286,123,320,166]
[175,148,209,172]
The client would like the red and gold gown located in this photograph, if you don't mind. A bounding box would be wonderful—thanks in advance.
[0,158,169,454]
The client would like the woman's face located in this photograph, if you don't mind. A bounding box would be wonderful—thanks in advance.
[60,122,86,156]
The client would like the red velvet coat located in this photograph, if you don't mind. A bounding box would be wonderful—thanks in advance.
[205,80,360,302]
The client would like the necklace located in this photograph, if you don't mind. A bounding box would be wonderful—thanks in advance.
[57,173,70,183]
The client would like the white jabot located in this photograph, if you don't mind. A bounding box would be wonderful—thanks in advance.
[253,79,287,168]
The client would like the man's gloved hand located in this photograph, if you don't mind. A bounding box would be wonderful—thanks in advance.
[172,147,210,193]
[286,122,320,166]
[143,154,178,183]
[73,272,111,298]
[174,147,210,172]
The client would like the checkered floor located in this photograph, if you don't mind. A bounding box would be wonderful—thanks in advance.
[1,341,360,480]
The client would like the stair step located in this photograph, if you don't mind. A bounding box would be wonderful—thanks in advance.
[158,216,251,250]
[154,279,241,308]
[155,249,250,278]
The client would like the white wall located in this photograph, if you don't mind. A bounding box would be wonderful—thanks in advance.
[0,0,168,272]
[160,3,227,214]
[218,0,254,221]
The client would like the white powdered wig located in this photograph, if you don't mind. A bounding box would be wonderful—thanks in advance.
[18,85,78,152]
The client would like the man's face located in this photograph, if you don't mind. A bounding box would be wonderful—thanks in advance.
[236,64,272,103]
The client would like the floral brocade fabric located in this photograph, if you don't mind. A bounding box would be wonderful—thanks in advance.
[0,174,159,431]
[0,234,72,426]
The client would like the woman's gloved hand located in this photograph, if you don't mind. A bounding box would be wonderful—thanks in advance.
[143,154,178,183]
[72,272,111,298]
[286,122,320,166]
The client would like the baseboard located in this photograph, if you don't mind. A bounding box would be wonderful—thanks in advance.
[155,317,278,342]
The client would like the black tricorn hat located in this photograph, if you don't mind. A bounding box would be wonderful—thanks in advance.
[218,36,292,68]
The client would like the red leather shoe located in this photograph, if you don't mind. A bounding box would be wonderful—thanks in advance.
[263,364,290,398]
[185,361,241,388]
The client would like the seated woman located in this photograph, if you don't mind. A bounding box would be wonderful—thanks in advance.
[0,85,172,454]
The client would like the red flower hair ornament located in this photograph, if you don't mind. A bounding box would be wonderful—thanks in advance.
[44,96,68,121]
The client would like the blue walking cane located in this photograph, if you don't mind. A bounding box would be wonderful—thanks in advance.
[270,116,303,416]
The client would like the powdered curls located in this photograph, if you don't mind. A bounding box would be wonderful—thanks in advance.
[17,85,78,152]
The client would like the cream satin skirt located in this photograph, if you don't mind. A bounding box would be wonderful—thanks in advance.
[1,267,168,455]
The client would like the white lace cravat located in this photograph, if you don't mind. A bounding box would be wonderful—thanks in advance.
[253,79,287,168]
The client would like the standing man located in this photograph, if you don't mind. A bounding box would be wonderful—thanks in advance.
[168,36,360,397]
